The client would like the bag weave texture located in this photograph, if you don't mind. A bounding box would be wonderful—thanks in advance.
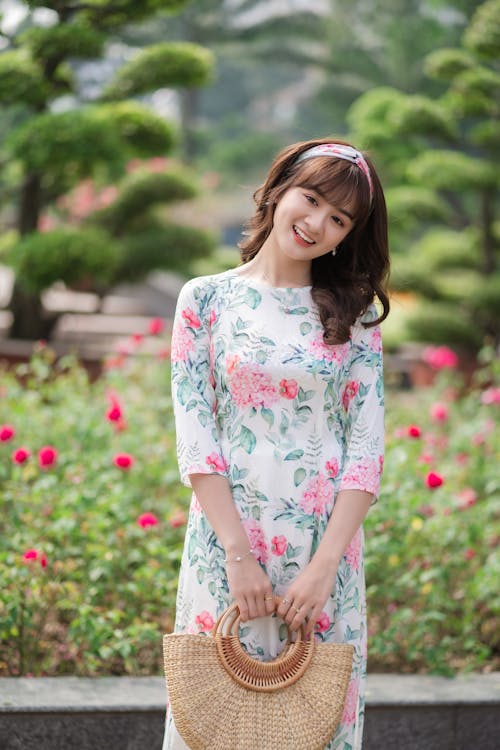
[163,599,354,750]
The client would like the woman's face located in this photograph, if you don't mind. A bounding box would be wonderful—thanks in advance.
[268,186,355,261]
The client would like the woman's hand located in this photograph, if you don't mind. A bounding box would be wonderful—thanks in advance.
[226,555,275,622]
[277,558,337,636]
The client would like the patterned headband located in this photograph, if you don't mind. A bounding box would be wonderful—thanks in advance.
[296,143,374,202]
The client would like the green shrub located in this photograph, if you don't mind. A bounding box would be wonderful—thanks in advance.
[0,343,497,676]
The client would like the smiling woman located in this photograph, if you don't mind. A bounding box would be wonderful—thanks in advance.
[163,138,390,750]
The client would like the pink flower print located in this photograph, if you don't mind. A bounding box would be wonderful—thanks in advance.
[170,321,195,362]
[209,309,217,327]
[209,339,216,389]
[181,307,201,329]
[279,379,298,399]
[300,473,334,516]
[241,518,268,563]
[370,327,382,352]
[190,493,202,514]
[227,363,279,408]
[309,335,350,365]
[342,380,359,411]
[344,528,362,572]
[271,535,288,556]
[325,458,339,478]
[195,610,214,632]
[341,678,359,726]
[341,459,380,495]
[314,612,330,633]
[205,452,228,473]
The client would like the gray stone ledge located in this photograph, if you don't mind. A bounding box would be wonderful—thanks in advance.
[1,673,498,712]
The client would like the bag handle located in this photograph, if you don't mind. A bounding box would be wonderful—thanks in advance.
[213,597,315,693]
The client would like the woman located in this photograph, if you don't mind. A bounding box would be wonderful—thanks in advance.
[163,138,390,750]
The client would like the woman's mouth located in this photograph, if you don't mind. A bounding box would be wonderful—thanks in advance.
[293,225,315,247]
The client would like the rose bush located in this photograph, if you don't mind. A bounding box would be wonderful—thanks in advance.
[0,341,498,676]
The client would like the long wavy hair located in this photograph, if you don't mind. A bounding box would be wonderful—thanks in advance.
[238,137,390,344]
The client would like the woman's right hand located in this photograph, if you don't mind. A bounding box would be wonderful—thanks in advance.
[226,555,275,622]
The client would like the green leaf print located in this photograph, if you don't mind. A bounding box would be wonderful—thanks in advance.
[197,411,208,427]
[256,350,267,364]
[188,534,198,558]
[177,378,191,406]
[239,425,256,454]
[286,544,304,559]
[251,505,261,520]
[197,567,205,584]
[239,627,251,638]
[254,491,269,503]
[185,399,197,412]
[243,288,262,309]
[300,321,312,335]
[297,388,315,403]
[278,623,288,641]
[288,307,309,315]
[208,581,216,596]
[259,337,275,346]
[284,449,304,461]
[294,467,306,486]
[232,465,249,481]
[261,407,274,427]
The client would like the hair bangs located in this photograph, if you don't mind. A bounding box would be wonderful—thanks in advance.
[290,156,372,225]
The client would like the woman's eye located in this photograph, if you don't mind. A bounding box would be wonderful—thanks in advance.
[305,194,317,205]
[332,215,344,227]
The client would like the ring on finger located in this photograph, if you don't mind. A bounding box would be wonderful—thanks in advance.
[282,598,290,605]
[264,596,273,602]
[292,605,301,614]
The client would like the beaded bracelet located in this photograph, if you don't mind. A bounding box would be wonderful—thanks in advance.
[224,548,255,564]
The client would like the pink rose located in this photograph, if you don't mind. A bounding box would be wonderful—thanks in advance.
[279,379,298,399]
[148,317,164,336]
[325,458,339,478]
[12,447,30,464]
[181,307,201,329]
[423,345,458,370]
[430,402,448,422]
[426,471,443,489]
[407,425,421,438]
[309,335,350,365]
[342,380,359,411]
[370,327,382,353]
[227,363,279,408]
[271,535,288,556]
[206,452,228,472]
[344,528,362,571]
[113,453,134,470]
[300,473,334,515]
[137,512,159,528]
[22,548,48,569]
[457,488,477,510]
[481,387,500,405]
[314,612,331,633]
[38,445,58,469]
[0,424,15,442]
[195,610,214,632]
[341,459,381,495]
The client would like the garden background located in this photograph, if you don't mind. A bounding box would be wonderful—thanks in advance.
[0,0,498,679]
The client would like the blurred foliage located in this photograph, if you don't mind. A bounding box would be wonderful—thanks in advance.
[348,0,500,353]
[0,0,215,339]
[0,345,498,676]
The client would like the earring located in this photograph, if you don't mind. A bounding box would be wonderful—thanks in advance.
[331,247,337,256]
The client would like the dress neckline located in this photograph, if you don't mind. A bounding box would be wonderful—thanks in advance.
[227,269,312,291]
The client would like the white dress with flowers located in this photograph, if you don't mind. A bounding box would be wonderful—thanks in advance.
[163,268,384,750]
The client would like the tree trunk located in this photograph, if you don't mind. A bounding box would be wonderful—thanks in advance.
[19,172,41,235]
[9,282,56,340]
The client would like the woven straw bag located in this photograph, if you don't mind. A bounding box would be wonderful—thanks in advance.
[163,597,354,750]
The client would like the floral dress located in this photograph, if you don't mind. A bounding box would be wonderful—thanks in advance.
[163,268,384,750]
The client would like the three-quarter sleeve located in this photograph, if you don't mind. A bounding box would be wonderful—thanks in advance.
[339,305,385,499]
[170,278,228,488]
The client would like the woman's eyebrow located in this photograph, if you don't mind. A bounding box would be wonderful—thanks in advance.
[312,187,354,221]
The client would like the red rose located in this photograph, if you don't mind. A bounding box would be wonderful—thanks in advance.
[430,403,448,422]
[106,405,122,422]
[22,548,47,568]
[38,446,58,469]
[12,447,30,464]
[0,424,15,442]
[113,453,134,470]
[426,471,444,489]
[407,425,421,438]
[148,317,164,336]
[137,512,159,528]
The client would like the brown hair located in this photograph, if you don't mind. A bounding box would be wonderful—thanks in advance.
[238,137,390,344]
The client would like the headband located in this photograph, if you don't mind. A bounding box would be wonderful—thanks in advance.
[296,143,373,202]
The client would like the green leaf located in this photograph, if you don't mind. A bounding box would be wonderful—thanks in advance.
[300,322,312,335]
[239,425,256,454]
[294,468,307,486]
[261,407,274,427]
[284,450,304,461]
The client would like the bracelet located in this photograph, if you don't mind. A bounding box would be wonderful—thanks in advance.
[224,548,255,564]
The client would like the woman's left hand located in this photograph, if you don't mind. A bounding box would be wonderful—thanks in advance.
[277,557,338,637]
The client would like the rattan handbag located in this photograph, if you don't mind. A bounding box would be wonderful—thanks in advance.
[163,597,354,750]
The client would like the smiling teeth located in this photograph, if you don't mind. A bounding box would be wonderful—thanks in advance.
[294,226,314,244]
